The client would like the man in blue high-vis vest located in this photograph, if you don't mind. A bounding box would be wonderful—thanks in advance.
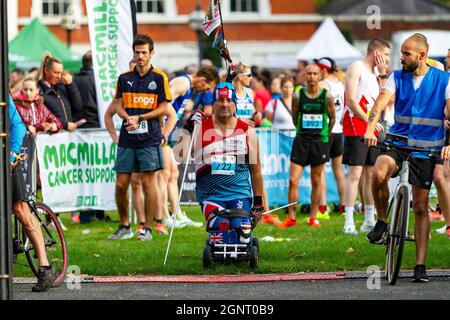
[364,33,450,283]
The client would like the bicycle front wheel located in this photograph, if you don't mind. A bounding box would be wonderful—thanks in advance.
[385,185,409,285]
[24,202,68,287]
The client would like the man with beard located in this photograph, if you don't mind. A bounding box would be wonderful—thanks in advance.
[364,33,450,282]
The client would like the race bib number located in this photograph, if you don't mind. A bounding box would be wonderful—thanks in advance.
[302,114,323,129]
[211,155,236,175]
[236,103,254,120]
[129,120,149,134]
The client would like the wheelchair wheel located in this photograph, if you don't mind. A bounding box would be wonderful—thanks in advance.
[249,246,258,269]
[203,245,213,268]
[252,237,259,249]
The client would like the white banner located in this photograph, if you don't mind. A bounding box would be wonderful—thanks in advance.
[86,0,135,128]
[36,131,117,213]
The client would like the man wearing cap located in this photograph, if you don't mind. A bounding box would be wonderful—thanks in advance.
[315,57,346,218]
[277,64,336,228]
[179,82,264,240]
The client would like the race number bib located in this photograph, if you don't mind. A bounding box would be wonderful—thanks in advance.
[129,121,149,134]
[302,114,323,129]
[236,103,254,120]
[211,155,236,175]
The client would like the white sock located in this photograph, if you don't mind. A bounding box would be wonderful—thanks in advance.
[365,205,376,224]
[345,207,355,226]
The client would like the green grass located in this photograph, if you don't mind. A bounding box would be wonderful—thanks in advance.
[13,206,450,277]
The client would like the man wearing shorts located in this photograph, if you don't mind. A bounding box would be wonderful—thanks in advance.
[364,33,450,282]
[9,95,57,291]
[315,57,346,217]
[342,38,390,234]
[278,64,335,228]
[109,34,177,241]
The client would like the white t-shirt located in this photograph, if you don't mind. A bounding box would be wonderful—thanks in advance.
[384,73,450,99]
[265,98,296,130]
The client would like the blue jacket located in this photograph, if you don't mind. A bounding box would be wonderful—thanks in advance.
[9,95,26,162]
[390,67,449,149]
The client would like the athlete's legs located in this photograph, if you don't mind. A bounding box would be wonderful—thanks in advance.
[372,156,397,222]
[115,173,131,226]
[141,171,161,229]
[434,164,450,226]
[311,164,325,220]
[288,163,304,220]
[13,201,49,266]
[344,165,363,224]
[331,155,345,207]
[412,187,431,265]
[130,173,145,224]
[320,170,327,209]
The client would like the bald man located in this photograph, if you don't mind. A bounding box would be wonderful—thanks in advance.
[364,33,450,282]
[277,64,335,228]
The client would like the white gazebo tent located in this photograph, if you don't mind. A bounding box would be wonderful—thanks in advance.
[295,17,362,68]
[264,17,362,70]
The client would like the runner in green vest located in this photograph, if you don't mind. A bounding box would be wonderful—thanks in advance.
[277,64,335,228]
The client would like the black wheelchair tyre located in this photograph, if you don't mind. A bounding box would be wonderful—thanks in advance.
[252,237,259,249]
[203,245,213,268]
[25,202,68,287]
[386,185,409,285]
[249,246,258,269]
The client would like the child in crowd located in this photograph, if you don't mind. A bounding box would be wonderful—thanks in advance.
[13,77,63,135]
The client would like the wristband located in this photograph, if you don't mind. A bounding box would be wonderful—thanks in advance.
[253,196,263,206]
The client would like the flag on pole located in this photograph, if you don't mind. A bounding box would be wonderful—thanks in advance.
[201,3,220,36]
[212,27,223,48]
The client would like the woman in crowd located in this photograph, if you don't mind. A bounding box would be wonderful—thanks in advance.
[265,77,295,130]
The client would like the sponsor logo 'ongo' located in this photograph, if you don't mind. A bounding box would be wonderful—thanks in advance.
[123,93,157,109]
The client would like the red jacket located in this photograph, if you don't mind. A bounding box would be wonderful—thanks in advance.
[13,92,63,132]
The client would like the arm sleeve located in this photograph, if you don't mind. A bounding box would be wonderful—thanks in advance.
[9,95,26,155]
[157,75,170,104]
[65,82,83,119]
[383,74,396,94]
[43,104,63,131]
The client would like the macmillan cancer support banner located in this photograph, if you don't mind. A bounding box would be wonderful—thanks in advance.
[36,131,117,213]
[86,0,136,128]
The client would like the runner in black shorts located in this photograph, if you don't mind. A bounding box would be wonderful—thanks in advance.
[277,64,335,229]
[343,136,380,166]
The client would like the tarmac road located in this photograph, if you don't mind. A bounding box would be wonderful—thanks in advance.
[13,277,450,300]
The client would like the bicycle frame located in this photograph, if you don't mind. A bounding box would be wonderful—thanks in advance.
[387,160,412,240]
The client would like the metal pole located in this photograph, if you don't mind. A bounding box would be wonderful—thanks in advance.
[196,29,203,66]
[0,0,14,300]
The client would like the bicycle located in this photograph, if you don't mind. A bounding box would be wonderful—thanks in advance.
[374,133,440,285]
[11,154,68,287]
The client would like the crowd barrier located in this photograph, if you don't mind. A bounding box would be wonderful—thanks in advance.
[23,129,436,213]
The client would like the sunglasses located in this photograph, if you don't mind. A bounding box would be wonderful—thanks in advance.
[240,73,252,77]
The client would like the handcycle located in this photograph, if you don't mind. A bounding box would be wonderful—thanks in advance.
[203,209,259,269]
[373,133,440,285]
[11,154,68,287]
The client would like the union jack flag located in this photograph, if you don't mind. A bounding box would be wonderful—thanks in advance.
[209,232,224,243]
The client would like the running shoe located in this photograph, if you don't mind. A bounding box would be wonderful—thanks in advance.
[178,214,203,228]
[137,227,153,241]
[32,265,57,292]
[136,224,145,234]
[309,217,321,227]
[70,214,80,224]
[276,217,297,229]
[343,224,358,235]
[429,210,444,222]
[436,225,447,234]
[360,221,376,232]
[316,211,330,220]
[155,223,169,235]
[366,220,387,244]
[412,264,429,283]
[107,225,133,240]
[163,218,188,229]
[262,213,281,225]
